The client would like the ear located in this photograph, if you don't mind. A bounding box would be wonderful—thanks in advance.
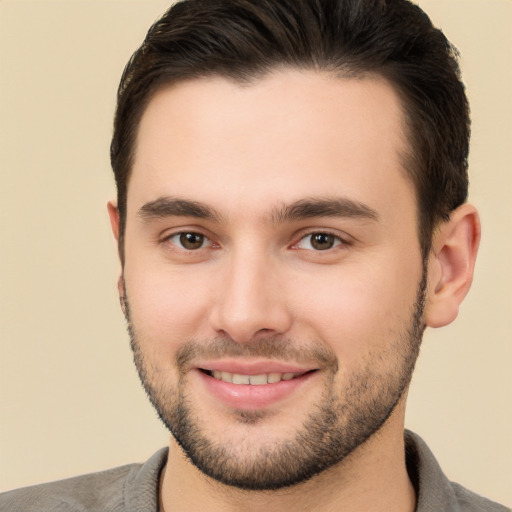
[107,200,120,241]
[107,201,127,315]
[425,203,481,328]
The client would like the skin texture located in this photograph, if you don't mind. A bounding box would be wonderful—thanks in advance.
[108,70,480,512]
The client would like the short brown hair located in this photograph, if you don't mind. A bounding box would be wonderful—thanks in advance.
[111,0,469,261]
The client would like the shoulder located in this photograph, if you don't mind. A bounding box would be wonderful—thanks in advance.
[450,483,511,512]
[405,430,510,512]
[0,448,168,512]
[0,463,135,512]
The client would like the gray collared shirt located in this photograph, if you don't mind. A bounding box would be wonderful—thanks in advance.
[1,431,509,511]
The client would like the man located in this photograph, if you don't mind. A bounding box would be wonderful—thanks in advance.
[1,0,509,510]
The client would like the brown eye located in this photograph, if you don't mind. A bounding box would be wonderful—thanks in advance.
[296,232,342,251]
[310,233,336,250]
[178,232,206,250]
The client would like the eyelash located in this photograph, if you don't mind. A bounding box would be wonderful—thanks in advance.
[292,231,349,252]
[162,231,213,251]
[161,230,350,253]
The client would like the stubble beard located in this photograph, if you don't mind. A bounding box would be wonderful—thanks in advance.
[122,267,427,491]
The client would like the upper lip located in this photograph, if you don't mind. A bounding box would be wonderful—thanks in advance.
[195,359,318,375]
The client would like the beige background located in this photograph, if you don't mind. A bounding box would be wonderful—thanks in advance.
[1,0,511,505]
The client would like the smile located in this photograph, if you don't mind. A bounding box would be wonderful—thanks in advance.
[205,370,307,385]
[197,367,318,409]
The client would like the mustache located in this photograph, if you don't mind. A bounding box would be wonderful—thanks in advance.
[120,284,338,372]
[175,337,338,372]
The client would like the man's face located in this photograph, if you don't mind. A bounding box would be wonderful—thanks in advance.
[120,70,426,489]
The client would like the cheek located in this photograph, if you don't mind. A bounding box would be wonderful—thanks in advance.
[292,257,422,359]
[123,263,214,353]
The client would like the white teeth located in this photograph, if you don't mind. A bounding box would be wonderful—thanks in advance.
[221,371,233,383]
[232,373,250,384]
[267,372,282,384]
[249,374,268,385]
[210,371,303,385]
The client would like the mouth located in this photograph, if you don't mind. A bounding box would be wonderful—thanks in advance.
[195,365,319,410]
[200,369,315,385]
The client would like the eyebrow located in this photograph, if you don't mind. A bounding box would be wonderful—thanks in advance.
[271,197,379,223]
[137,195,379,224]
[137,197,221,222]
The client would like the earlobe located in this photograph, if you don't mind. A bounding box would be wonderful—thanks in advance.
[425,204,481,328]
[107,200,120,241]
[108,200,126,295]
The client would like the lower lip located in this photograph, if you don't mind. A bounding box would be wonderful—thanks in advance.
[196,370,317,410]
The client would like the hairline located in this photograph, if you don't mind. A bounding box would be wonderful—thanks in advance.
[117,65,433,263]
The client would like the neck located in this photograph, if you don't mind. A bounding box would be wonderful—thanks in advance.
[159,404,416,512]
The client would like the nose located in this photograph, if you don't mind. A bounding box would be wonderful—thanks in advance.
[208,249,293,343]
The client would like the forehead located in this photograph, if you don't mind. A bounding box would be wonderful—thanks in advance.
[129,70,413,220]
